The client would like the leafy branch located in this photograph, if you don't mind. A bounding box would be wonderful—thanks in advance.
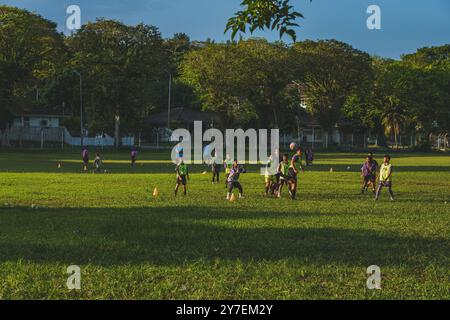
[225,0,311,42]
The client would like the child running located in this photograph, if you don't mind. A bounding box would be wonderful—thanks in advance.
[305,148,314,166]
[226,160,245,200]
[94,153,102,173]
[211,151,221,184]
[276,154,290,198]
[174,160,189,196]
[375,155,394,201]
[81,147,89,170]
[223,154,233,188]
[287,147,304,200]
[264,155,276,196]
[361,155,377,194]
[131,148,138,166]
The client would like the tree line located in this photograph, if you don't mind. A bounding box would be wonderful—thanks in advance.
[0,5,448,147]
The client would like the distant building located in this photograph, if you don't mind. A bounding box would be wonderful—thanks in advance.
[146,107,222,130]
[12,106,66,128]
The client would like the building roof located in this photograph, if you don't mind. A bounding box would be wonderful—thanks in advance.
[146,107,221,126]
[12,105,67,118]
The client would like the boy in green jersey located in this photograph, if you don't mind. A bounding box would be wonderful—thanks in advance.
[287,147,305,200]
[175,160,189,196]
[276,154,290,198]
[375,155,394,201]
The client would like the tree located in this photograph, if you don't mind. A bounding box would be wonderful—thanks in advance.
[401,45,450,136]
[0,5,66,146]
[371,51,450,147]
[381,97,407,148]
[180,39,292,128]
[66,19,168,136]
[290,40,373,141]
[226,0,311,42]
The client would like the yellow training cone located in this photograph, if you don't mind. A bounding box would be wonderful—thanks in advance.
[330,168,334,173]
[229,193,236,202]
[153,187,159,197]
[58,162,62,169]
[202,171,208,175]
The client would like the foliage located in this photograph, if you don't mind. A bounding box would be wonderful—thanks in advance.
[290,40,373,136]
[180,39,292,127]
[225,0,310,42]
[66,19,168,135]
[0,5,66,131]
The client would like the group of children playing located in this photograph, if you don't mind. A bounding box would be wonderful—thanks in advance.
[361,152,394,201]
[81,146,395,201]
[81,147,138,173]
[174,146,305,200]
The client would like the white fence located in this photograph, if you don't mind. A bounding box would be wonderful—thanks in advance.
[7,126,134,148]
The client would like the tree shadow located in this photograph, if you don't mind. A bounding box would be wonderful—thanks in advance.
[0,206,447,267]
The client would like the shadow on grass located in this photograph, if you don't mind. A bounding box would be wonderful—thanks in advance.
[0,206,448,267]
[1,161,449,174]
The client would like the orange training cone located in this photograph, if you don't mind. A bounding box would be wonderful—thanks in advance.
[153,187,159,197]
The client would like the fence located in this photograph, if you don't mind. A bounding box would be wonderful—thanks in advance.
[5,126,134,148]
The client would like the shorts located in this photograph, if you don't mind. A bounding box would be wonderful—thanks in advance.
[379,181,392,187]
[287,167,297,181]
[212,164,221,172]
[177,175,187,185]
[265,176,275,184]
[363,175,376,183]
[83,158,89,164]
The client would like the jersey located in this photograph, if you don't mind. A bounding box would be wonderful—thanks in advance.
[176,163,188,176]
[379,163,392,182]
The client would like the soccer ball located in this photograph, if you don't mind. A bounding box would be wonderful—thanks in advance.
[289,142,297,150]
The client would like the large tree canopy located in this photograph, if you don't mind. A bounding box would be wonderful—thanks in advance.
[0,5,66,144]
[180,39,292,127]
[290,40,373,136]
[66,19,168,135]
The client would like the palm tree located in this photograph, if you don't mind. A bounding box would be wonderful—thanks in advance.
[382,97,407,148]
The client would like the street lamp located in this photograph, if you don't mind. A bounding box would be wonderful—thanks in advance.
[165,70,172,130]
[73,70,83,147]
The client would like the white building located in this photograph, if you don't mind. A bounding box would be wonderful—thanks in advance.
[13,114,63,128]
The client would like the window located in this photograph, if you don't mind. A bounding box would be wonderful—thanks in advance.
[24,117,30,127]
[40,120,48,127]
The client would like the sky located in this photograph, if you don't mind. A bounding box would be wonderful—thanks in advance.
[1,0,449,59]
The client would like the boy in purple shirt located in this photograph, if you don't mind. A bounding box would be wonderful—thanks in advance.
[361,156,377,194]
[131,148,138,166]
[81,147,89,169]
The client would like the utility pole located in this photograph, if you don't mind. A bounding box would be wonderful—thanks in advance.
[73,70,83,147]
[166,70,172,130]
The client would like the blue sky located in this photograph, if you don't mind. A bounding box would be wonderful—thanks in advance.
[1,0,449,59]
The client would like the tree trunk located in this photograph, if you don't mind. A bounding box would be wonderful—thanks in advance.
[394,131,398,149]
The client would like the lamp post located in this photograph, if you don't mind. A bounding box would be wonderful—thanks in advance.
[165,70,172,130]
[73,70,83,147]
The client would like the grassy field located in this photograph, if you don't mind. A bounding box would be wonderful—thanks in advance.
[0,150,448,300]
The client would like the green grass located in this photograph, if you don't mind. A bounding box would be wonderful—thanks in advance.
[0,150,449,299]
